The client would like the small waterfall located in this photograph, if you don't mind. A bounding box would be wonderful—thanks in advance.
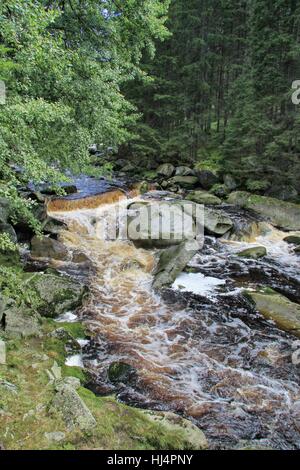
[49,190,300,449]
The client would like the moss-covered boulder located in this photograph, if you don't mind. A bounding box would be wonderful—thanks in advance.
[227,191,300,231]
[168,175,198,189]
[156,163,175,178]
[0,301,41,338]
[31,236,69,261]
[244,288,300,337]
[153,240,199,289]
[144,411,208,450]
[196,169,219,190]
[237,246,267,259]
[186,190,222,205]
[284,234,300,245]
[27,273,86,318]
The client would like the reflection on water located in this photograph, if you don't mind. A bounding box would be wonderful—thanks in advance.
[49,191,300,449]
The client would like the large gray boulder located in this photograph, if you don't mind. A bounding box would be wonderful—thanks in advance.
[175,166,195,177]
[0,301,41,338]
[196,169,219,190]
[51,384,96,431]
[204,207,233,236]
[156,163,175,178]
[127,201,202,248]
[31,236,69,261]
[153,240,199,289]
[27,272,86,318]
[227,191,300,231]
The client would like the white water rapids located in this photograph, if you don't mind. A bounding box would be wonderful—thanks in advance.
[48,190,300,449]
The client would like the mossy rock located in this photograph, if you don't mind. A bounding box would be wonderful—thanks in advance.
[108,361,136,384]
[156,163,175,178]
[26,273,87,318]
[237,246,267,259]
[227,191,300,231]
[244,289,300,337]
[284,235,300,245]
[186,190,222,206]
[168,176,198,189]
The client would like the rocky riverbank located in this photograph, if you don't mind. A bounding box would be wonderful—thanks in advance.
[1,171,300,450]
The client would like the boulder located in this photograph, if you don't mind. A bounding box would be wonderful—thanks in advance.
[51,384,96,431]
[223,174,238,191]
[265,184,298,202]
[27,272,86,318]
[42,218,68,236]
[284,235,300,245]
[127,201,199,248]
[44,432,66,444]
[175,166,194,177]
[186,190,222,206]
[227,191,300,231]
[196,170,219,190]
[245,289,300,337]
[153,240,199,289]
[156,163,175,178]
[108,362,136,384]
[237,246,267,259]
[144,411,208,450]
[31,236,69,261]
[167,176,198,189]
[210,184,230,198]
[204,208,233,236]
[0,303,41,338]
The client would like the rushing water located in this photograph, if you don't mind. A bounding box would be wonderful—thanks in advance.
[48,187,300,450]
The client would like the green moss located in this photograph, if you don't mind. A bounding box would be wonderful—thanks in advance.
[59,322,87,339]
[61,365,88,383]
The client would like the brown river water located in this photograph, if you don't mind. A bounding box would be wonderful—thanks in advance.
[47,185,300,449]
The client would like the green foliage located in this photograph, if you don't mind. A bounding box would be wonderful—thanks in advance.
[0,233,17,252]
[0,0,170,226]
[0,267,42,309]
[246,180,271,193]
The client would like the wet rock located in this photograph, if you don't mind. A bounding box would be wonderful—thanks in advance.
[108,362,136,384]
[237,246,267,259]
[42,218,68,236]
[156,163,175,178]
[175,166,195,177]
[144,411,208,450]
[227,191,300,231]
[186,190,222,206]
[153,240,199,289]
[245,289,300,337]
[196,170,219,190]
[50,384,96,431]
[168,175,198,189]
[71,251,91,264]
[127,201,198,248]
[31,236,69,261]
[27,272,86,318]
[284,235,300,245]
[204,207,233,236]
